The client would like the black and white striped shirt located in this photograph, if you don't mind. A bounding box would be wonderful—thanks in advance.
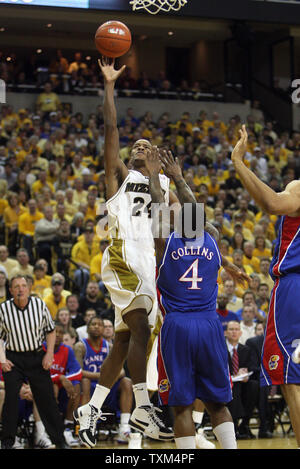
[0,296,55,352]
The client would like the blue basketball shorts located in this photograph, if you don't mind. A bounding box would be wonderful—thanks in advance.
[261,275,300,386]
[157,312,232,406]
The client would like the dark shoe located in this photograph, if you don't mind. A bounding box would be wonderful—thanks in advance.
[1,438,14,449]
[235,431,249,440]
[258,431,273,438]
[238,426,256,439]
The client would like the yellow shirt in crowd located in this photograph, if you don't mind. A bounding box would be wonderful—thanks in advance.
[18,211,44,236]
[71,239,99,269]
[36,92,61,112]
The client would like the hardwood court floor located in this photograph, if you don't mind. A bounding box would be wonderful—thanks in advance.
[77,429,298,450]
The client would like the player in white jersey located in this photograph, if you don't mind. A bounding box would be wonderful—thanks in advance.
[102,168,170,332]
[74,57,177,448]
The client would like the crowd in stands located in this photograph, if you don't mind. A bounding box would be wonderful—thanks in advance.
[0,82,297,446]
[0,50,217,100]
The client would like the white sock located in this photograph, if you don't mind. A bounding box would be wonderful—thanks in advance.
[213,422,237,449]
[192,411,204,426]
[89,384,110,411]
[120,413,131,425]
[175,436,196,449]
[35,420,45,437]
[133,383,151,408]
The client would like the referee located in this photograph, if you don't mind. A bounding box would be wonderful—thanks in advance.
[0,274,68,449]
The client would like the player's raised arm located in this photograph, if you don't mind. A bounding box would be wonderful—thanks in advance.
[160,150,196,205]
[98,57,128,199]
[146,147,164,204]
[145,146,168,263]
[232,125,300,216]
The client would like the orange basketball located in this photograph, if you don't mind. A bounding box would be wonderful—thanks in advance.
[95,21,132,58]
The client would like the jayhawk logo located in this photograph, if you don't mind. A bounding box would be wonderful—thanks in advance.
[269,355,280,371]
[158,379,169,393]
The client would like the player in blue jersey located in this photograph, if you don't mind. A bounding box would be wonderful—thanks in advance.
[74,316,133,444]
[145,148,249,449]
[231,125,300,447]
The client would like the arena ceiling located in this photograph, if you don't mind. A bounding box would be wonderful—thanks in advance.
[0,4,298,52]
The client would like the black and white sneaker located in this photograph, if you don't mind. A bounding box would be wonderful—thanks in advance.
[129,405,174,441]
[73,404,102,448]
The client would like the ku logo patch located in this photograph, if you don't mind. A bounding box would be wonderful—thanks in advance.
[269,355,280,371]
[159,379,169,393]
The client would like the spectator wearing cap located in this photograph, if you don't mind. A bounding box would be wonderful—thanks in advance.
[36,82,61,115]
[44,273,71,319]
[70,226,98,297]
[233,220,253,243]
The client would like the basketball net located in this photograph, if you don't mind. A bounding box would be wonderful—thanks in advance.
[129,0,188,15]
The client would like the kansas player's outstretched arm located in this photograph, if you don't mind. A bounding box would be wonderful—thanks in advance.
[159,150,196,205]
[98,57,128,200]
[232,125,300,216]
[145,147,170,264]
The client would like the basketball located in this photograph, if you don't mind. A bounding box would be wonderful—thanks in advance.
[95,21,132,58]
